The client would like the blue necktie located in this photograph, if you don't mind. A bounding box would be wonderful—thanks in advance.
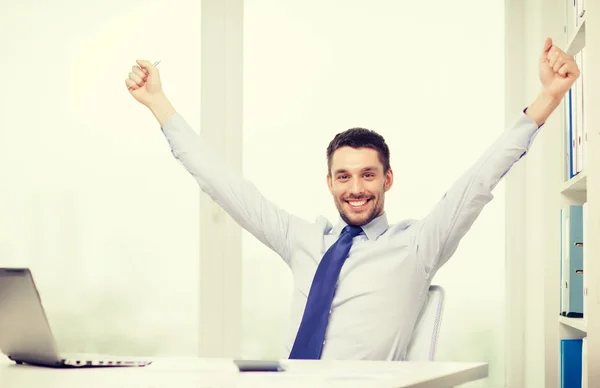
[288,224,363,359]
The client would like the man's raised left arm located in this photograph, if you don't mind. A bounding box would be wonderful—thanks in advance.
[412,37,580,275]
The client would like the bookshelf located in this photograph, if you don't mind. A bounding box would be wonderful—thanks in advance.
[557,0,597,386]
[559,316,587,333]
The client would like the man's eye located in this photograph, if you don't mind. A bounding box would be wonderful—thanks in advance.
[364,173,374,178]
[338,175,349,180]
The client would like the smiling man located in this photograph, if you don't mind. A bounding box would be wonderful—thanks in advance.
[326,128,392,227]
[125,37,579,361]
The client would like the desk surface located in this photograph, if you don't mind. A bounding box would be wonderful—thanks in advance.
[0,356,487,388]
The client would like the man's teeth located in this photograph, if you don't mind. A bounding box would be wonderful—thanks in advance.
[349,200,367,206]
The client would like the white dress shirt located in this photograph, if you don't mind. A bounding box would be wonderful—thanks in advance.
[160,110,541,361]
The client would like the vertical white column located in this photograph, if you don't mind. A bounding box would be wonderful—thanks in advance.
[199,0,243,357]
[504,0,527,386]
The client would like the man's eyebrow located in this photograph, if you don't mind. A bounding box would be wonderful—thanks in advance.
[333,167,378,175]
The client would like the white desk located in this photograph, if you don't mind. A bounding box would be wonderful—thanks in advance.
[0,357,487,388]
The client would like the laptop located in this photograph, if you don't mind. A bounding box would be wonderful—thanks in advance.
[0,267,152,368]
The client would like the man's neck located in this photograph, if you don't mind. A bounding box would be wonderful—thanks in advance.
[334,212,389,241]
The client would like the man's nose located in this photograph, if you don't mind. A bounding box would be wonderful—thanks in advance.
[350,178,364,196]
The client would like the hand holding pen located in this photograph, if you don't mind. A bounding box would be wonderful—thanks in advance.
[125,60,163,107]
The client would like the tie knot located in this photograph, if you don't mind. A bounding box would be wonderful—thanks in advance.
[342,225,363,238]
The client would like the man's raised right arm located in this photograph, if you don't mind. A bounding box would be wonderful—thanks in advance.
[125,60,305,263]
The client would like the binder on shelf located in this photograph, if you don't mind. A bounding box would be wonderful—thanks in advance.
[561,208,564,315]
[564,49,587,180]
[582,337,588,388]
[560,339,582,388]
[560,205,584,318]
[575,51,584,174]
[565,88,576,180]
[582,203,588,324]
[581,47,587,172]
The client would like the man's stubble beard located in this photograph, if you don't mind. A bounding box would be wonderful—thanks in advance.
[336,194,385,227]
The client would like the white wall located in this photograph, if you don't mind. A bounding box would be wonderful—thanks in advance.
[0,0,202,356]
[241,0,506,386]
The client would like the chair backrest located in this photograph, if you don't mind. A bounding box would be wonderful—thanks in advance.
[404,285,445,361]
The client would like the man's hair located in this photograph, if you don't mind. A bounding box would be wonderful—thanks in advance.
[326,127,391,176]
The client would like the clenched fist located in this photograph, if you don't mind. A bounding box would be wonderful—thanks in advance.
[125,60,164,107]
[539,38,580,99]
[524,37,581,126]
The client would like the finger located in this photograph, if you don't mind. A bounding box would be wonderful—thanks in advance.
[548,50,559,68]
[136,59,157,77]
[128,72,144,87]
[551,45,565,56]
[544,47,553,63]
[132,66,147,80]
[136,65,150,76]
[541,37,552,57]
[548,46,564,61]
[553,57,566,72]
[558,63,569,77]
[570,62,581,78]
[561,59,580,78]
[125,79,139,90]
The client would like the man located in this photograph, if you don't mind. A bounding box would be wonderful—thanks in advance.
[125,37,579,360]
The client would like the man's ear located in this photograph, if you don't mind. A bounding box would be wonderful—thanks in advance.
[384,168,394,192]
[327,174,334,194]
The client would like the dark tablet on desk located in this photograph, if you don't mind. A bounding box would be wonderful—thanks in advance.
[233,359,285,372]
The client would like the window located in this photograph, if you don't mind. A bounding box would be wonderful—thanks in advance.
[0,0,202,356]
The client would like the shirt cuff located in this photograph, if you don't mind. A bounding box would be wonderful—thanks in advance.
[523,106,545,128]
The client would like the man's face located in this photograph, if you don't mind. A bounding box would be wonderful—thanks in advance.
[327,146,393,226]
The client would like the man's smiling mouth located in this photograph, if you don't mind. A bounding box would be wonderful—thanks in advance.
[346,198,371,210]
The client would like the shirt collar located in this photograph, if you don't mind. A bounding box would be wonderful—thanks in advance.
[332,212,389,241]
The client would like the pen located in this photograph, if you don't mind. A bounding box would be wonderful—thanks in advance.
[144,60,160,74]
[143,59,160,75]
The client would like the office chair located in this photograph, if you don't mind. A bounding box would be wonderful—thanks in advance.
[404,285,445,361]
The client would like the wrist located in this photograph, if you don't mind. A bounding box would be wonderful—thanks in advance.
[147,93,176,127]
[146,92,169,111]
[525,90,562,126]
